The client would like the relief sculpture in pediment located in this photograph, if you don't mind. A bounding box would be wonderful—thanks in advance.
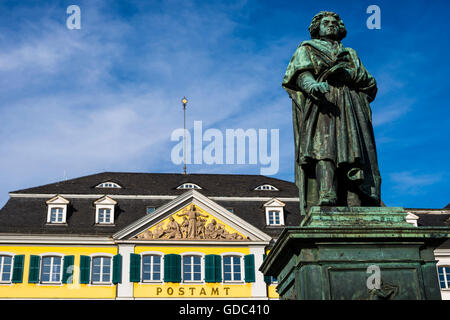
[135,204,248,241]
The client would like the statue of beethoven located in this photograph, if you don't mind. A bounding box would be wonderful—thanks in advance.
[282,11,381,214]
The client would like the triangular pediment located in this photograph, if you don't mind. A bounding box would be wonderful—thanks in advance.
[93,195,117,205]
[263,198,285,207]
[113,190,271,242]
[134,203,248,241]
[46,195,70,205]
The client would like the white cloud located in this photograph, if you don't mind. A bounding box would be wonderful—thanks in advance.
[372,98,414,127]
[389,171,442,195]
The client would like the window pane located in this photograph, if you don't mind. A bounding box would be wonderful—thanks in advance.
[92,257,101,282]
[142,256,151,281]
[102,258,111,282]
[52,257,61,282]
[1,256,12,281]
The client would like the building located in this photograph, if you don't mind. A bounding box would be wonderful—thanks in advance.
[0,172,302,299]
[0,171,448,299]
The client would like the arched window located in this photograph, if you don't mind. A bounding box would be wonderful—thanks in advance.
[254,184,279,191]
[95,182,122,188]
[177,183,202,190]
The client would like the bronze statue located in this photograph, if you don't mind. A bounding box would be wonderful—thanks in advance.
[282,11,381,214]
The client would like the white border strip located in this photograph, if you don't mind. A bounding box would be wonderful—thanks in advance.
[8,193,299,202]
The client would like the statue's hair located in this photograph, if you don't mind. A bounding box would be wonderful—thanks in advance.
[309,11,347,41]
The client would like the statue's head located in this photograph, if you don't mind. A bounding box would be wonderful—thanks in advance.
[309,11,347,41]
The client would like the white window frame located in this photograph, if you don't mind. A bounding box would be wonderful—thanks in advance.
[181,253,204,283]
[438,265,450,290]
[46,195,69,224]
[264,198,285,226]
[95,182,122,188]
[0,253,14,284]
[268,210,282,226]
[177,183,202,190]
[39,253,64,284]
[97,208,112,224]
[141,252,164,283]
[90,254,113,285]
[221,253,244,283]
[49,207,65,223]
[94,196,117,225]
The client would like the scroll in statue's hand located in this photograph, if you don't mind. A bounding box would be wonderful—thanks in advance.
[327,62,354,85]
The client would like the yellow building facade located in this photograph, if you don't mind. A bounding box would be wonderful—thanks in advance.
[0,173,295,299]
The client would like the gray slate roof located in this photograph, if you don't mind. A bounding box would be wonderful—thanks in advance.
[0,172,302,237]
[2,172,448,237]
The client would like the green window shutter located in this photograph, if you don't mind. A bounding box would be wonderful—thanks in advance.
[62,255,75,284]
[244,254,255,283]
[214,254,222,283]
[164,254,181,283]
[28,255,41,283]
[262,254,271,284]
[205,255,214,283]
[129,253,141,283]
[112,254,122,284]
[79,255,91,284]
[11,255,25,283]
[205,254,222,283]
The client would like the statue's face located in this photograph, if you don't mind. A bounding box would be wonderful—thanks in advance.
[319,15,339,40]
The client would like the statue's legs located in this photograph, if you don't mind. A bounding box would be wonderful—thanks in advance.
[316,160,337,205]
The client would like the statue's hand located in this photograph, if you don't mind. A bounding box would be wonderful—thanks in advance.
[310,81,329,101]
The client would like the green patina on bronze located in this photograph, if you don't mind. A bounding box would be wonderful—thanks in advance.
[260,11,450,300]
[260,206,450,300]
[282,11,380,214]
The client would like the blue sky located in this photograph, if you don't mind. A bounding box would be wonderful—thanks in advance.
[0,0,449,209]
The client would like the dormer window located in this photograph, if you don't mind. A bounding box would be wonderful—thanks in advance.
[46,195,70,224]
[177,183,202,190]
[263,198,285,226]
[50,208,64,223]
[95,182,122,189]
[94,196,117,225]
[254,184,279,191]
[98,208,112,224]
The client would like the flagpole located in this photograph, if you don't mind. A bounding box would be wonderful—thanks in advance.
[181,97,188,175]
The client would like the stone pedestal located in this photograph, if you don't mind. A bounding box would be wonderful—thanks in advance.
[260,207,450,300]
